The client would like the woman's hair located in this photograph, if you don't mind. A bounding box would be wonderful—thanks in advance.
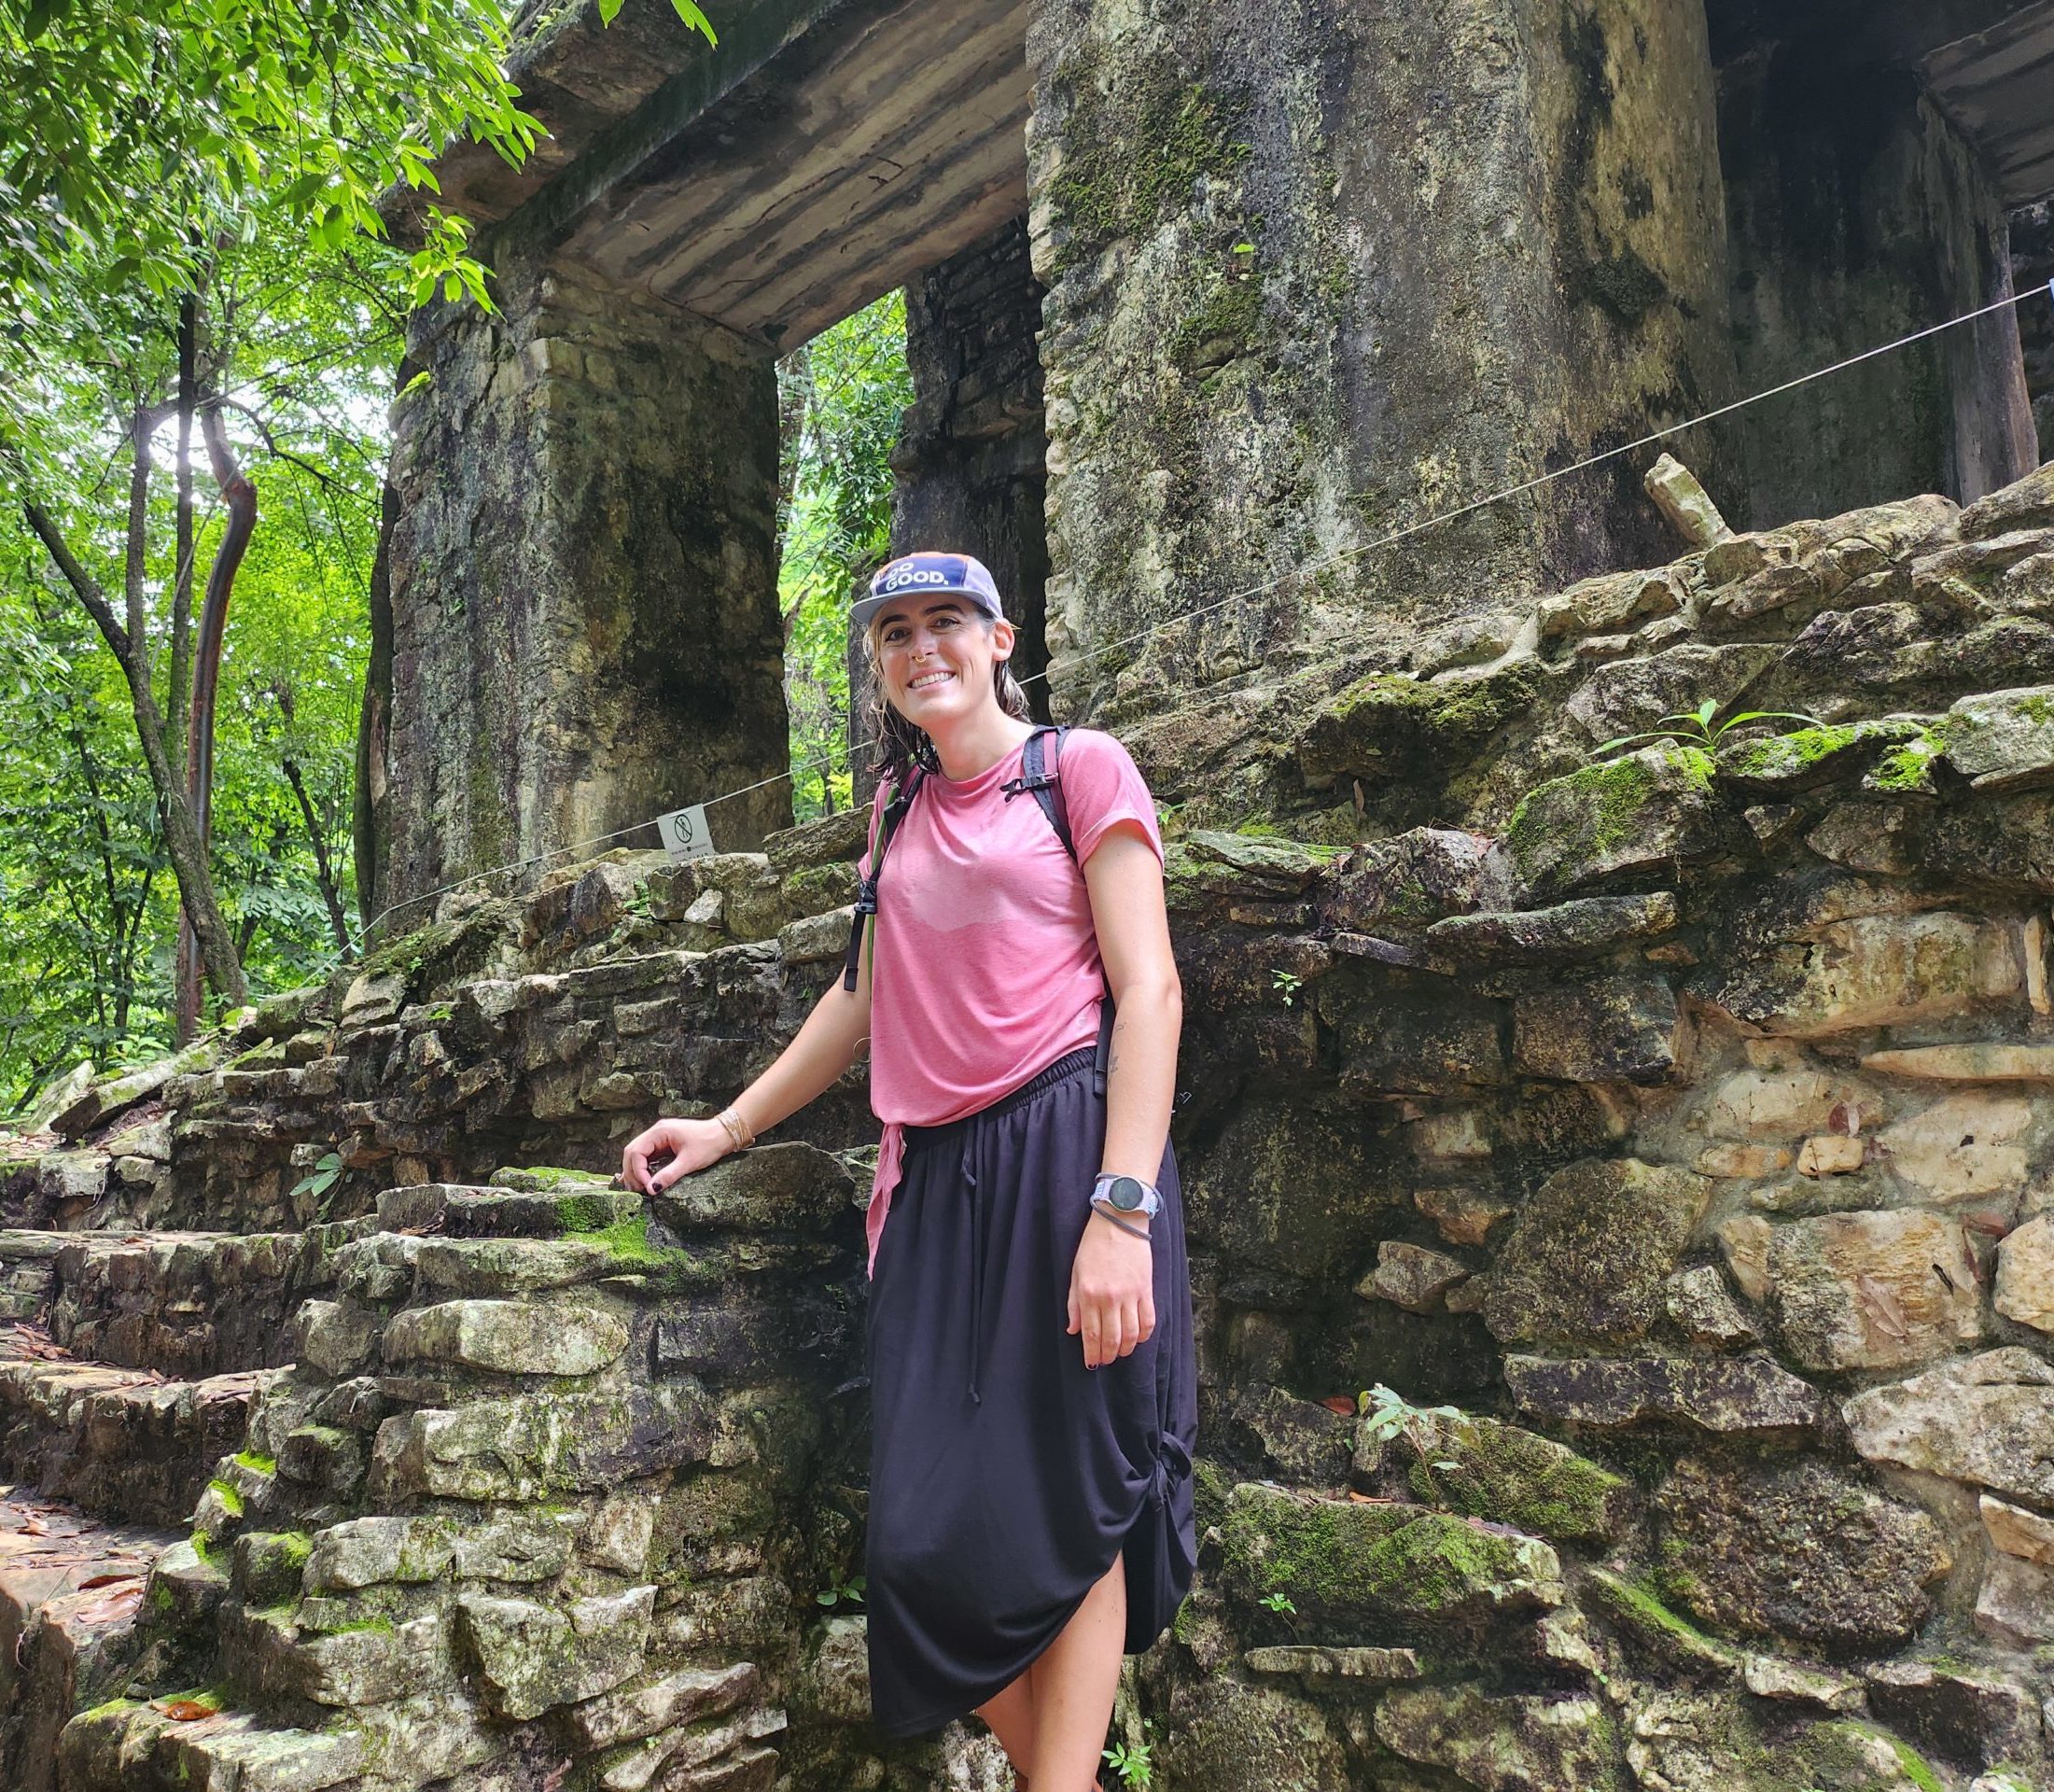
[863,613,1032,791]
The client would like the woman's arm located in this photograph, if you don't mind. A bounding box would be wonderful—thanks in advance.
[621,934,875,1194]
[1069,824,1182,1368]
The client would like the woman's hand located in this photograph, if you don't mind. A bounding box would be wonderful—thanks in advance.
[1067,1213,1155,1369]
[621,1117,732,1194]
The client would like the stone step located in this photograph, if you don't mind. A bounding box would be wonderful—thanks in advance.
[44,1229,315,1379]
[0,1485,180,1792]
[56,1695,368,1792]
[0,1324,275,1529]
[376,1178,641,1239]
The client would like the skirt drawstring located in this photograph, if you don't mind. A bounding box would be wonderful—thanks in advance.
[963,1149,984,1406]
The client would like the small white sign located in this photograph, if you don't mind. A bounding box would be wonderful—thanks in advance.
[656,804,716,861]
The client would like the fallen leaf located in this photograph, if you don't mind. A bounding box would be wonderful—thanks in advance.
[1317,1396,1355,1415]
[74,1573,138,1590]
[157,1699,219,1722]
[1855,1273,1909,1341]
[69,1585,143,1625]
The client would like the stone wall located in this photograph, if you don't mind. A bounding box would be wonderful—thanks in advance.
[1712,17,2038,526]
[1026,0,1740,726]
[13,461,2054,1788]
[374,257,792,919]
[2016,202,2054,462]
[890,217,1052,714]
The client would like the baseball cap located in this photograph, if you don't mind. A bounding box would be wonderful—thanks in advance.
[851,551,1005,629]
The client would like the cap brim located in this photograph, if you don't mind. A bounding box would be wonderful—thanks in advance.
[851,586,1002,629]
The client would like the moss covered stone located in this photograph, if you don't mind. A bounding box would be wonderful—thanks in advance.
[1482,1157,1711,1349]
[1397,1409,1631,1543]
[1500,743,1728,902]
[1298,665,1540,786]
[1376,1683,1625,1792]
[1216,1483,1561,1628]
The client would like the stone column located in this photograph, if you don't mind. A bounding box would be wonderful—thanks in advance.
[1717,49,2040,525]
[380,258,790,919]
[890,217,1055,716]
[1026,0,1739,723]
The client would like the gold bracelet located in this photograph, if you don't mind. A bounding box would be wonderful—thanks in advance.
[716,1106,754,1153]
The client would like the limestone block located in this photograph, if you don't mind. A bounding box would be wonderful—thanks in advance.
[1717,1214,1772,1300]
[1241,1645,1420,1681]
[1654,1457,1948,1650]
[382,1298,629,1377]
[1994,1213,2054,1331]
[1960,464,2054,540]
[1411,1186,1509,1249]
[304,1517,454,1593]
[1863,1043,2054,1082]
[450,1509,582,1581]
[569,1660,759,1750]
[1512,975,1681,1084]
[1740,912,2022,1036]
[1695,1142,1794,1178]
[1766,1210,1981,1370]
[1805,802,1916,875]
[457,1585,654,1720]
[295,1610,454,1706]
[277,1425,366,1498]
[293,1302,380,1379]
[369,1385,714,1501]
[1360,1241,1469,1312]
[1538,567,1686,640]
[789,1617,869,1724]
[1376,1687,1623,1792]
[1942,685,2054,791]
[1152,1674,1348,1792]
[1843,1349,2054,1504]
[1982,1493,2054,1564]
[410,1237,627,1295]
[1295,664,1539,789]
[341,972,407,1029]
[1482,1158,1712,1348]
[1390,1408,1631,1544]
[1878,1092,2033,1199]
[1702,1066,1853,1140]
[1498,745,1733,903]
[1975,1554,2054,1647]
[651,1575,790,1656]
[1863,1658,2048,1773]
[1663,1267,1761,1349]
[582,1491,659,1576]
[1410,1110,1493,1162]
[1215,1484,1561,1626]
[1328,829,1488,933]
[1504,1353,1823,1435]
[776,906,853,965]
[1741,1656,1865,1713]
[650,1141,855,1236]
[1422,891,1679,968]
[1795,1133,1867,1176]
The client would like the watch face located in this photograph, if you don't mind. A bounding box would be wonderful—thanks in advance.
[1106,1175,1145,1211]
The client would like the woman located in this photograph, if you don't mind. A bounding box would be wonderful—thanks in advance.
[622,550,1195,1792]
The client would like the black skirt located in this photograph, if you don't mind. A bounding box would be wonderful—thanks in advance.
[864,1047,1198,1739]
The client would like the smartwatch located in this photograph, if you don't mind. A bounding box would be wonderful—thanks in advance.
[1091,1173,1162,1219]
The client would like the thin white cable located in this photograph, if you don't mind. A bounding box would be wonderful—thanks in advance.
[336,280,2048,958]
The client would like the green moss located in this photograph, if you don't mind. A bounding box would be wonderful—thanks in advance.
[1887,1735,1945,1792]
[189,1531,214,1563]
[1403,1411,1628,1544]
[554,1191,621,1235]
[205,1478,245,1519]
[1580,245,1670,323]
[1723,724,1863,780]
[231,1449,277,1475]
[2016,693,2054,724]
[1303,665,1539,783]
[1585,1566,1738,1678]
[1046,41,1251,267]
[1173,270,1265,371]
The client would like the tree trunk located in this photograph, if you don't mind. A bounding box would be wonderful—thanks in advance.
[175,400,258,1040]
[276,685,353,957]
[167,293,198,770]
[21,427,247,1015]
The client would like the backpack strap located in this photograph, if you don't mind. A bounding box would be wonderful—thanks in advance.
[1003,726,1115,1097]
[841,768,926,994]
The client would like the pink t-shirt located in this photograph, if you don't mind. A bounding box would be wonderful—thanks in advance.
[859,728,1165,1272]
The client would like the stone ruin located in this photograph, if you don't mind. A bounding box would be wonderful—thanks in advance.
[11,0,2054,1788]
